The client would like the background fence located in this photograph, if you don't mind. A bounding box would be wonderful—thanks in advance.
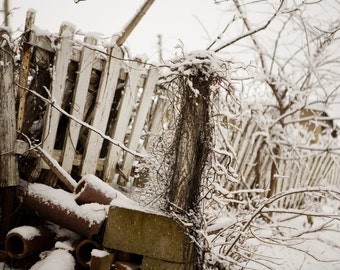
[217,115,340,207]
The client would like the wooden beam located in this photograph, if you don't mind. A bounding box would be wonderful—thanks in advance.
[116,0,155,46]
[0,29,18,187]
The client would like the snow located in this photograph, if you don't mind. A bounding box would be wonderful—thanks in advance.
[7,226,41,240]
[243,215,340,270]
[91,249,109,258]
[31,25,52,37]
[54,241,74,252]
[202,197,340,269]
[29,249,75,270]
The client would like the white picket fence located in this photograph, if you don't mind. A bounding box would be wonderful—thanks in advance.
[16,10,160,185]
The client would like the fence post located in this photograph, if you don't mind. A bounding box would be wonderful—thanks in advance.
[0,29,18,187]
[167,73,212,213]
[170,62,220,209]
[17,9,36,132]
[164,54,229,267]
[0,28,19,249]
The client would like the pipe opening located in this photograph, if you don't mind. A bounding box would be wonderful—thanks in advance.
[76,240,100,267]
[6,234,25,257]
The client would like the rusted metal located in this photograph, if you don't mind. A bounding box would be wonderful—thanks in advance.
[5,226,55,259]
[75,239,101,268]
[90,249,114,270]
[74,176,116,205]
[20,182,107,238]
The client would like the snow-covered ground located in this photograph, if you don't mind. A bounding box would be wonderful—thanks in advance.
[245,204,340,270]
[203,196,340,269]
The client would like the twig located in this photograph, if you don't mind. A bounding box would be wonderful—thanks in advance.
[213,1,285,52]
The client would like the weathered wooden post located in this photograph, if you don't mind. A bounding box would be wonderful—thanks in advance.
[167,65,212,213]
[164,51,231,267]
[0,29,19,246]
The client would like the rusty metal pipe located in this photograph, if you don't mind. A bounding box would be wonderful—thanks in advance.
[75,239,101,268]
[5,226,55,259]
[74,175,124,205]
[75,177,112,205]
[20,182,108,238]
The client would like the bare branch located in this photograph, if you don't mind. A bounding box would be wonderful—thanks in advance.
[213,0,285,53]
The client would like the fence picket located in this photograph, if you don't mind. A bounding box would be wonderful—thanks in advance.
[242,134,263,184]
[38,23,75,170]
[80,46,123,176]
[103,61,144,183]
[61,36,98,173]
[120,67,159,183]
[234,121,258,173]
[144,92,170,150]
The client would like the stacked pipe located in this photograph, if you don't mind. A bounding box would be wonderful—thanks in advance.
[10,175,130,268]
[5,226,55,259]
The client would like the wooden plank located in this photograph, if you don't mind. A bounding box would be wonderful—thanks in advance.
[35,146,77,191]
[241,134,263,185]
[120,67,159,184]
[38,23,75,170]
[234,121,258,173]
[312,153,331,186]
[0,29,18,187]
[103,61,144,183]
[17,9,36,132]
[319,156,334,185]
[62,35,98,173]
[80,46,123,176]
[144,90,169,150]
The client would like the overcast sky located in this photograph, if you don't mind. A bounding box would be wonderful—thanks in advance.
[8,0,225,61]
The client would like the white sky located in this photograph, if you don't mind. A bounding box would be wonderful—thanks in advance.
[8,0,225,61]
[4,0,340,119]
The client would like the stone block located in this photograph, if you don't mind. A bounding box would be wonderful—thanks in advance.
[103,205,194,263]
[142,256,195,270]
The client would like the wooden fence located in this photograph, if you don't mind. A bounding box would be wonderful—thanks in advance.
[5,10,340,203]
[219,116,340,207]
[14,10,160,187]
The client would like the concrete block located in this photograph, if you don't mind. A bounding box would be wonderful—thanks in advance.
[103,205,194,263]
[142,256,195,270]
